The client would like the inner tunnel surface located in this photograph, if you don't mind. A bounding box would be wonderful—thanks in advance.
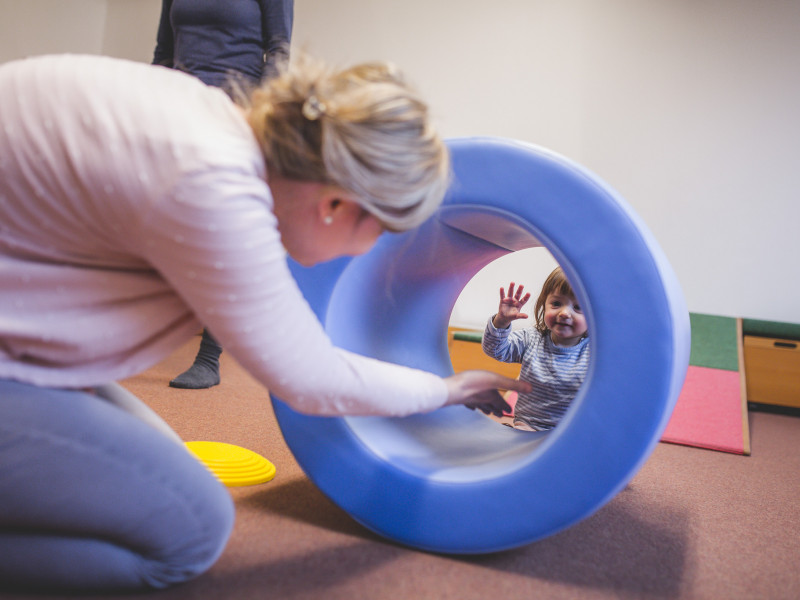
[326,206,571,483]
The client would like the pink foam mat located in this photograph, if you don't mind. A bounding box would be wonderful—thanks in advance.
[661,365,748,454]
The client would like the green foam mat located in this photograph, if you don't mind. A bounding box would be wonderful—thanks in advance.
[689,313,739,371]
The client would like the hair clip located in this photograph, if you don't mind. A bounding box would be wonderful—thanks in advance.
[302,95,327,121]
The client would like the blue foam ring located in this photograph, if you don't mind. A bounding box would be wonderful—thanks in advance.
[271,137,690,554]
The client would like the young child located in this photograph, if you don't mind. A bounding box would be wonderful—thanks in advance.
[482,267,590,431]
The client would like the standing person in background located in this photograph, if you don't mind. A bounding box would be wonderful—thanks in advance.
[153,0,293,88]
[153,0,294,389]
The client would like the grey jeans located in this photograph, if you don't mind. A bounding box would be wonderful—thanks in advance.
[0,379,234,591]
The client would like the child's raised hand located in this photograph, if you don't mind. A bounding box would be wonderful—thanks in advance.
[492,282,531,329]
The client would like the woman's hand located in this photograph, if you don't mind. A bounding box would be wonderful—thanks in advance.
[492,282,531,329]
[443,370,532,417]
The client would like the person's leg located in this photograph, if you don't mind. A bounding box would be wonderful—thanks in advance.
[0,379,235,591]
[511,418,538,431]
[169,329,223,389]
[94,381,184,444]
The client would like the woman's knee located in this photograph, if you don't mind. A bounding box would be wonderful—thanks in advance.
[0,382,237,590]
[140,479,235,589]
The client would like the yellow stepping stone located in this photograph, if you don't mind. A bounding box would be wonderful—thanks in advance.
[186,441,276,487]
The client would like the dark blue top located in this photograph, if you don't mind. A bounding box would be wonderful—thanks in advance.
[153,0,293,88]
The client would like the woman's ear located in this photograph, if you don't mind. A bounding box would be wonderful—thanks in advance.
[319,198,341,225]
[318,188,359,226]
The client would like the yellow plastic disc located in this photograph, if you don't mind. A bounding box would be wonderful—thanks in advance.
[185,441,276,487]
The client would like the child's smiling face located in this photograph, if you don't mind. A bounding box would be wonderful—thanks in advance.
[543,292,587,346]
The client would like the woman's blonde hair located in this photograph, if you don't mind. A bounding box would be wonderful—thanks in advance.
[243,54,450,231]
[533,267,587,337]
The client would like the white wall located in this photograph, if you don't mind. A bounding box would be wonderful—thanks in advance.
[0,0,160,63]
[291,0,800,326]
[102,0,161,62]
[0,0,108,62]
[1,0,798,326]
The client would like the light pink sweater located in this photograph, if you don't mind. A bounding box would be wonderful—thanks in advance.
[0,54,446,416]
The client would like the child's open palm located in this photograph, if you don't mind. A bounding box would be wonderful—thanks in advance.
[493,282,531,329]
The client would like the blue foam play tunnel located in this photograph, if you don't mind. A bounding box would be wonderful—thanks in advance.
[271,137,690,553]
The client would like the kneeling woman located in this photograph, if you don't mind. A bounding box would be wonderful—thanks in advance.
[0,54,527,591]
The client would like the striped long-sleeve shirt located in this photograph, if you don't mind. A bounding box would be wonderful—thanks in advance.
[482,318,590,430]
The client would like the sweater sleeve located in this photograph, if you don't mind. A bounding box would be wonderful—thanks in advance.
[0,54,447,417]
[136,157,447,417]
[481,317,528,364]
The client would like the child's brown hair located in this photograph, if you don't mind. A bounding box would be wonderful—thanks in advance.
[533,267,585,336]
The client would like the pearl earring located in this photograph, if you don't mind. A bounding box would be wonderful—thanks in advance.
[323,215,333,225]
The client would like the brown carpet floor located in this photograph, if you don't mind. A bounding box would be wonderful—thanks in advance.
[4,339,799,599]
